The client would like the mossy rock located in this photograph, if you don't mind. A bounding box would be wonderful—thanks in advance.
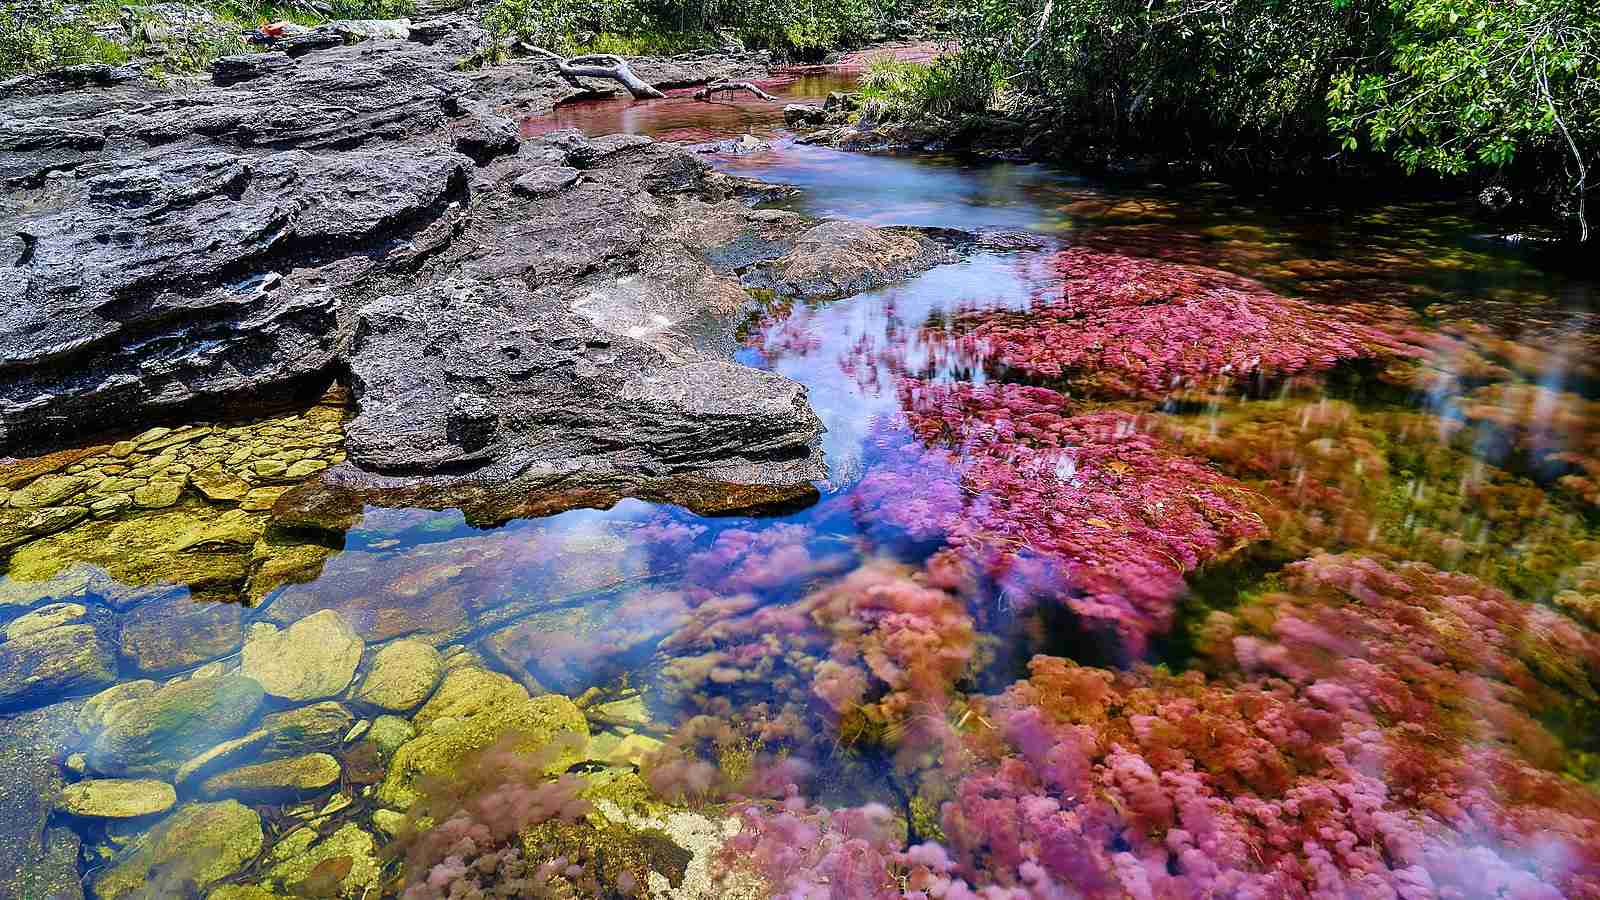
[87,673,266,777]
[263,822,379,898]
[91,800,263,900]
[376,690,588,810]
[7,505,266,591]
[199,752,341,801]
[56,778,176,819]
[354,639,443,712]
[240,610,363,701]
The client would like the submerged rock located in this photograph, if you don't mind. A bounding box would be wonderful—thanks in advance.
[259,701,355,757]
[3,600,89,640]
[354,638,443,711]
[86,673,265,777]
[240,609,363,701]
[263,822,379,897]
[0,623,118,709]
[90,800,263,899]
[116,593,243,675]
[199,752,341,801]
[377,668,588,810]
[56,778,176,819]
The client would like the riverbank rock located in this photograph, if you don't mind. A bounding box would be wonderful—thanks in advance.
[354,639,443,711]
[90,800,263,899]
[1,22,832,516]
[86,673,265,776]
[199,752,341,801]
[56,778,176,818]
[376,668,588,810]
[240,609,363,701]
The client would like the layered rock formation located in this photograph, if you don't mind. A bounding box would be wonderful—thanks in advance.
[1,21,961,514]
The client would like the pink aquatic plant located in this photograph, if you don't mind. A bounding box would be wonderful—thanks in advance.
[933,249,1415,398]
[848,380,1266,659]
[653,559,979,760]
[710,554,1600,899]
[397,735,595,900]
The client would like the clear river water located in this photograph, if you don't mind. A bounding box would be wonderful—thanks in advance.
[4,64,1600,899]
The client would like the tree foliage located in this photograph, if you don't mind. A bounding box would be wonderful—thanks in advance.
[1330,0,1600,239]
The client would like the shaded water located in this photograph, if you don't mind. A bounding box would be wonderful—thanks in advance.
[6,73,1600,899]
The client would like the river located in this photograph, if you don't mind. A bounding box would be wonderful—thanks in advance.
[4,63,1600,898]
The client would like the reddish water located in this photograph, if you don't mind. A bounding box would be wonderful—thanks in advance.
[519,70,857,143]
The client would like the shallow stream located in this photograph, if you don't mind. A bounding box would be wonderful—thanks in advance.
[5,64,1600,899]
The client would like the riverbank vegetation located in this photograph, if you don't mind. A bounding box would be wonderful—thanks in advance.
[873,0,1599,239]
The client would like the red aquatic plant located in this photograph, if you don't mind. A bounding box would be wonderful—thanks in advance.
[848,380,1266,659]
[655,559,980,761]
[713,554,1600,900]
[932,248,1415,399]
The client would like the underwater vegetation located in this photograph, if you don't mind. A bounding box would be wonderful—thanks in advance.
[926,249,1417,400]
[706,555,1600,899]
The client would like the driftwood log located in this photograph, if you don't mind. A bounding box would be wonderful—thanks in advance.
[693,81,781,102]
[522,45,666,99]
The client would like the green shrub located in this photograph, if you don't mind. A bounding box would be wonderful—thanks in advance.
[1329,0,1600,239]
[0,0,129,77]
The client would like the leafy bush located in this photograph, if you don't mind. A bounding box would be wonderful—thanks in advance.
[1330,0,1600,239]
[0,0,129,77]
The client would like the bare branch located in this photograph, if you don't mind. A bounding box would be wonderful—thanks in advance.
[521,45,666,100]
[693,81,781,102]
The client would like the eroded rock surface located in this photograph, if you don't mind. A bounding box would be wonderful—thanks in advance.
[0,23,966,513]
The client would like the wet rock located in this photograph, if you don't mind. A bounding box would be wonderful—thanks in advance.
[412,665,527,730]
[1,446,102,489]
[130,481,184,509]
[366,714,416,758]
[0,505,89,551]
[87,673,266,777]
[371,807,406,837]
[245,542,337,605]
[377,669,588,810]
[0,563,179,617]
[354,639,443,711]
[7,507,266,593]
[190,466,252,503]
[512,164,581,196]
[200,752,341,801]
[259,701,355,757]
[56,778,176,819]
[90,800,263,900]
[264,822,379,896]
[6,475,89,508]
[783,103,826,126]
[0,701,85,900]
[117,594,243,675]
[258,546,473,644]
[754,220,955,300]
[0,623,118,709]
[3,600,88,640]
[76,680,159,738]
[240,609,363,701]
[174,728,270,786]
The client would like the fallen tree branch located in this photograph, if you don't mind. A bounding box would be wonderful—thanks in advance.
[521,45,665,99]
[693,81,781,102]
